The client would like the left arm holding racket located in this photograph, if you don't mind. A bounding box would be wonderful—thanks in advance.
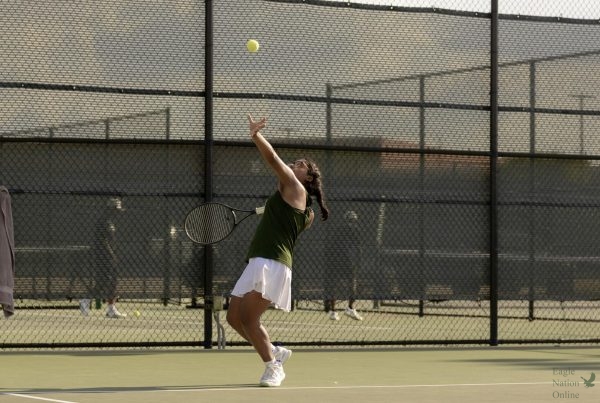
[184,203,265,245]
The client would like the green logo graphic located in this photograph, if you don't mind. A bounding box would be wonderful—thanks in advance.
[580,372,595,388]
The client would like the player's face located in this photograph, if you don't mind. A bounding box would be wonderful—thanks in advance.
[289,159,312,182]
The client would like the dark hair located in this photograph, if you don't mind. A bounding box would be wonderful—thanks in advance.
[303,158,329,221]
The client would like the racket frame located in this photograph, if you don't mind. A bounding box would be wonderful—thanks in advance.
[184,202,264,245]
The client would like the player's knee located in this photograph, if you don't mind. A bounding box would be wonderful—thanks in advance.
[239,312,260,330]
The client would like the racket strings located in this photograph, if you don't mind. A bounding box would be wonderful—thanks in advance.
[185,204,235,244]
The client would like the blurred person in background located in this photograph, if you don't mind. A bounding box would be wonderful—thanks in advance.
[324,210,363,321]
[79,197,126,318]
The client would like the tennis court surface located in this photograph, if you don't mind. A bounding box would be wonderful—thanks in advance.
[1,347,599,402]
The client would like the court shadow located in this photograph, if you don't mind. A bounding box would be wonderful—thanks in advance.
[452,358,597,369]
[1,384,260,394]
[438,346,600,373]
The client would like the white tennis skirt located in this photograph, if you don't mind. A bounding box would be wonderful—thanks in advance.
[230,257,292,312]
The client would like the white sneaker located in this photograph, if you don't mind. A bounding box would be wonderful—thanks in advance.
[328,310,340,321]
[79,299,90,316]
[273,345,292,364]
[106,306,127,318]
[259,362,285,387]
[345,307,363,321]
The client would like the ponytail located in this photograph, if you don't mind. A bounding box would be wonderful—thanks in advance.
[304,158,329,221]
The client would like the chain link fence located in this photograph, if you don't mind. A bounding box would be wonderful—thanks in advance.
[1,0,600,349]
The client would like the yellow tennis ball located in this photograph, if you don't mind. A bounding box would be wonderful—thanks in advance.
[134,310,140,317]
[246,39,259,53]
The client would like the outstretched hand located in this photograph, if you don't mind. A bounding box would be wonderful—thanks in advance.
[248,114,267,137]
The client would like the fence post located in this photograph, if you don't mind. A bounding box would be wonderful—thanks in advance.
[489,0,499,346]
[203,0,214,349]
[165,107,171,140]
[528,62,537,320]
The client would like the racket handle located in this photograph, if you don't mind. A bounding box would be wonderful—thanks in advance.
[255,206,265,215]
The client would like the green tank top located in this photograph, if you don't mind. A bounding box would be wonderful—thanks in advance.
[246,191,311,269]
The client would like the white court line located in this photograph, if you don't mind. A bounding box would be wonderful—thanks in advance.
[4,394,78,403]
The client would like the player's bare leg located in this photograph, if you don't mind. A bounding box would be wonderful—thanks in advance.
[227,292,274,362]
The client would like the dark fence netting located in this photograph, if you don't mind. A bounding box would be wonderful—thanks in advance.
[1,0,600,349]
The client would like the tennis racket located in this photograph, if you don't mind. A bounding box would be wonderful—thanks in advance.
[184,203,265,245]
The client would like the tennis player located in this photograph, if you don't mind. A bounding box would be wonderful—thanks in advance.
[226,114,329,387]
